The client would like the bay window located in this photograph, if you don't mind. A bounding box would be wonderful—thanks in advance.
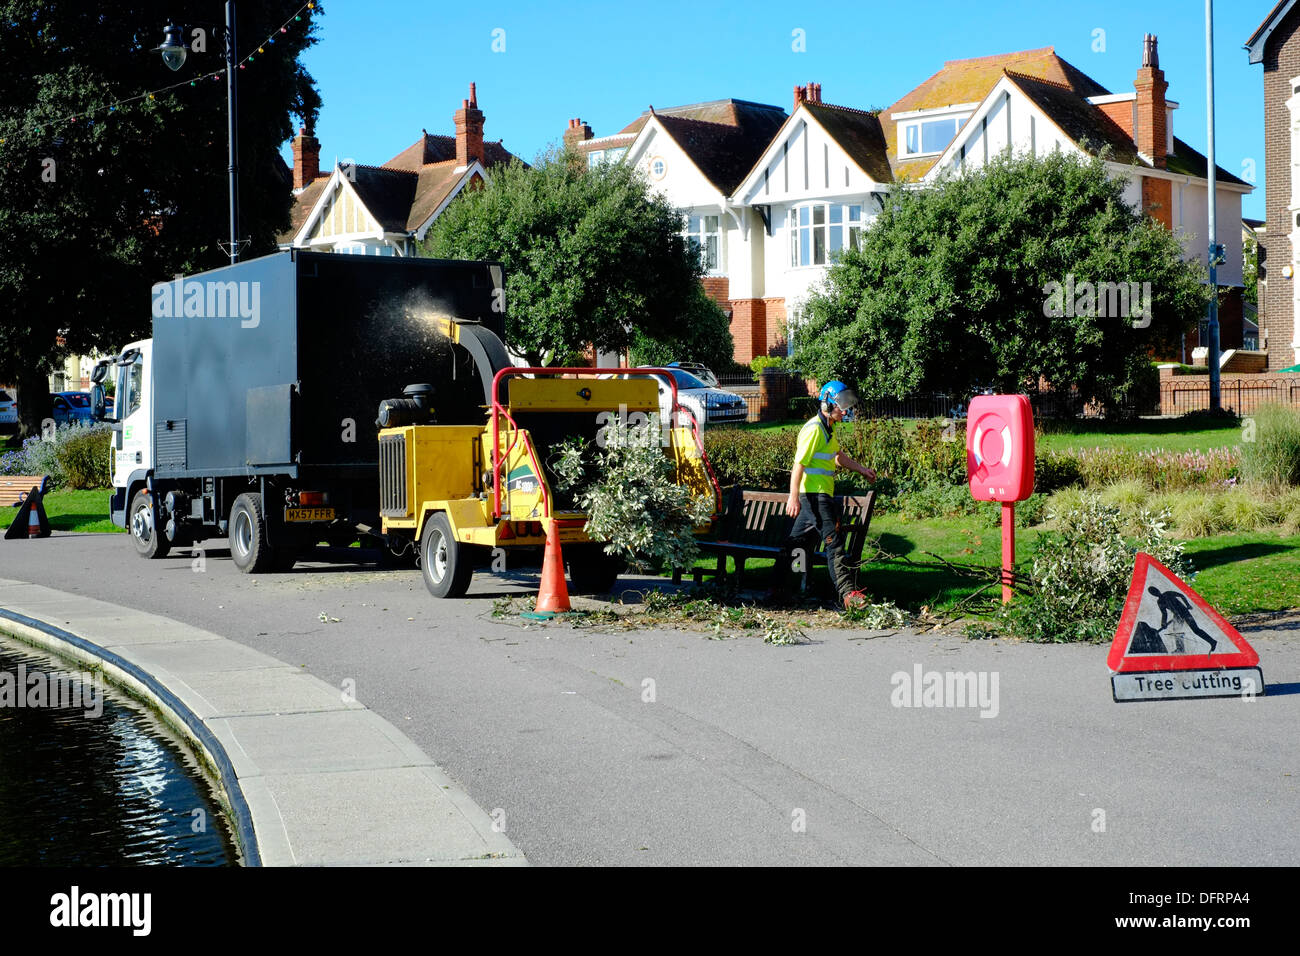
[790,202,864,267]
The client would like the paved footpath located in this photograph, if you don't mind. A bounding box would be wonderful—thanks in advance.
[2,531,1299,866]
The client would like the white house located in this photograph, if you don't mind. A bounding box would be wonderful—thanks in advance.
[571,36,1251,366]
[279,84,523,256]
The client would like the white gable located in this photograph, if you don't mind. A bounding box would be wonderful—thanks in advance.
[625,119,724,206]
[294,166,389,247]
[735,107,886,207]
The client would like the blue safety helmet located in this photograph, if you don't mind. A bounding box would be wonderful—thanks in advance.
[819,380,859,419]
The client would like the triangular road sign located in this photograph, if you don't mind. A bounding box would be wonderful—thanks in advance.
[1108,552,1259,673]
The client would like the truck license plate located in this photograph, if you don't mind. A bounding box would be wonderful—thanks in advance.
[285,507,335,522]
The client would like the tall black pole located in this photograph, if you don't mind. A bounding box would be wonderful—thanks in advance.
[1206,0,1221,410]
[225,0,239,264]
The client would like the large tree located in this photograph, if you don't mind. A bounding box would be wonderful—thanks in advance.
[419,149,732,367]
[0,1,322,435]
[793,151,1209,411]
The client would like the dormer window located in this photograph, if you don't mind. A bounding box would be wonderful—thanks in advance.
[893,104,977,158]
[902,116,966,157]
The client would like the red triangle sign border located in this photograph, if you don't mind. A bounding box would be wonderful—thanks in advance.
[1107,552,1259,673]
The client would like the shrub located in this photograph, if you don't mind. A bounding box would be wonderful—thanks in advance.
[1002,493,1187,643]
[701,427,797,490]
[788,396,818,420]
[1241,404,1300,486]
[749,356,785,376]
[553,436,714,571]
[0,423,113,488]
[1033,451,1084,493]
[57,426,113,489]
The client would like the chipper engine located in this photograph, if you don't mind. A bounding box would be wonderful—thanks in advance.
[376,317,721,598]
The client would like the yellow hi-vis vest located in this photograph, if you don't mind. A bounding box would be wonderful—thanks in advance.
[794,414,839,495]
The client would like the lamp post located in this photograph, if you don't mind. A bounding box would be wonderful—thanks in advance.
[1206,0,1223,411]
[156,1,240,265]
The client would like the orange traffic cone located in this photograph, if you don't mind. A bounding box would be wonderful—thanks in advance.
[535,520,572,613]
[28,502,40,538]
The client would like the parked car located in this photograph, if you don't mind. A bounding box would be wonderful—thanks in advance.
[50,391,95,425]
[0,389,16,432]
[667,361,719,388]
[604,368,747,428]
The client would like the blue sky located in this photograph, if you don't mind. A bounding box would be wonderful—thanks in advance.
[289,0,1272,219]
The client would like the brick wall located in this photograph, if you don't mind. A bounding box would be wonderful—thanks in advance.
[1141,176,1173,230]
[700,277,730,305]
[1262,10,1300,371]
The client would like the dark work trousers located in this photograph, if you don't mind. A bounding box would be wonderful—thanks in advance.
[775,492,854,602]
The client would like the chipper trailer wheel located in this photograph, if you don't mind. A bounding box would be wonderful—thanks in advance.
[129,488,171,560]
[229,492,281,574]
[420,512,473,599]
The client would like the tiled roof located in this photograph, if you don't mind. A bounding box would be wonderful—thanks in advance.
[406,160,469,231]
[883,47,1109,179]
[348,165,420,233]
[382,132,518,171]
[279,175,329,243]
[624,99,787,194]
[1165,138,1251,187]
[802,102,893,183]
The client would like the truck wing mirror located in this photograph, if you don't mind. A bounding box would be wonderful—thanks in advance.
[90,384,106,421]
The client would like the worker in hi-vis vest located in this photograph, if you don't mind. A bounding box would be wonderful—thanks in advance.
[771,380,876,610]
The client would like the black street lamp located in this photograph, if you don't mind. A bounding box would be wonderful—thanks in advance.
[156,1,241,265]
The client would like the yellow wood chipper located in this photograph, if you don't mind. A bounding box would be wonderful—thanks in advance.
[376,317,721,598]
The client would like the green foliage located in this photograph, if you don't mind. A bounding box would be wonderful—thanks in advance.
[552,435,713,572]
[700,428,797,489]
[56,426,112,489]
[1241,404,1300,486]
[1002,493,1187,643]
[793,151,1208,413]
[421,149,724,366]
[749,356,785,375]
[0,423,112,488]
[629,283,736,373]
[1036,446,1239,491]
[1244,233,1259,306]
[788,396,818,420]
[1034,451,1085,493]
[0,3,322,436]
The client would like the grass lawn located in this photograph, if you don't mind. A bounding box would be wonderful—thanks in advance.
[33,488,121,534]
[1035,418,1243,455]
[690,508,1300,620]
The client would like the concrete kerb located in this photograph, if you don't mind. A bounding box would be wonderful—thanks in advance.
[0,579,525,867]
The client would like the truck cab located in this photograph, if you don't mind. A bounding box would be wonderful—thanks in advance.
[93,340,154,535]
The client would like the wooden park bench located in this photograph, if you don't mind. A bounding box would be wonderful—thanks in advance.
[1,475,50,508]
[675,487,877,590]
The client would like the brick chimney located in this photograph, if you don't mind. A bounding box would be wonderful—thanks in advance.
[454,82,485,167]
[807,82,822,104]
[793,84,806,110]
[563,118,593,149]
[291,126,319,191]
[1134,34,1168,168]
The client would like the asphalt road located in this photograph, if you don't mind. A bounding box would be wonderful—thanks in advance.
[2,531,1298,866]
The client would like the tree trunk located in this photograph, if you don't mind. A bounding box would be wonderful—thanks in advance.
[15,364,52,439]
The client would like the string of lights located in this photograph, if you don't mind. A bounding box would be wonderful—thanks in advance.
[0,1,316,144]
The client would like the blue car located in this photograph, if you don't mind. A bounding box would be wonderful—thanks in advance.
[50,391,95,425]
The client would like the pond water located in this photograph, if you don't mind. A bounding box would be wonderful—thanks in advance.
[0,639,238,866]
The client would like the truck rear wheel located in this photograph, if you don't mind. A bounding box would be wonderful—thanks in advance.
[420,513,472,598]
[129,489,171,560]
[229,493,276,573]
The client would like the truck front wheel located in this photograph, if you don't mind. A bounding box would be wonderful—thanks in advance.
[129,489,171,560]
[229,493,276,573]
[420,513,472,598]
